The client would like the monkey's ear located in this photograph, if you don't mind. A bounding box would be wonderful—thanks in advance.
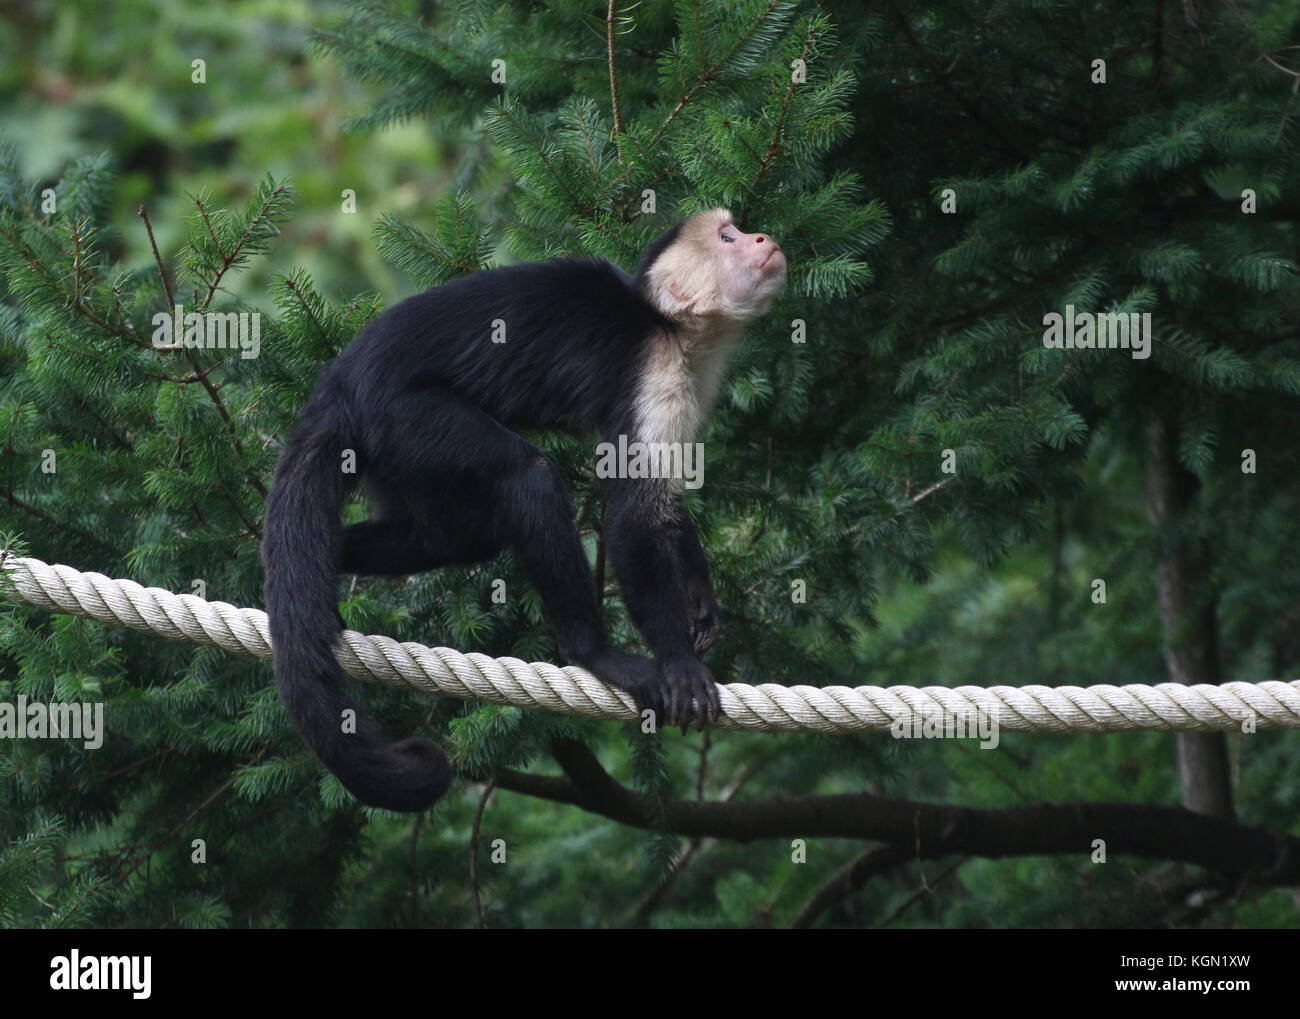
[658,278,697,317]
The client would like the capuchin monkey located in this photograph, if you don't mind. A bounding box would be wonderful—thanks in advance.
[262,208,787,811]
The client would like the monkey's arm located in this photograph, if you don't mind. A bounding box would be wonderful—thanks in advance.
[603,478,720,726]
[673,495,721,654]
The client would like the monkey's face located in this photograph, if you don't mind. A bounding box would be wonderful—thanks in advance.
[647,209,787,322]
[714,215,787,318]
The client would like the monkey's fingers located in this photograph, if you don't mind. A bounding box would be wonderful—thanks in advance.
[706,675,722,724]
[658,658,686,731]
[659,657,719,732]
[692,617,719,655]
[689,679,720,730]
[691,600,720,655]
[695,664,720,728]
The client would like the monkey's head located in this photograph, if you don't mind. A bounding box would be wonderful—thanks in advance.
[636,208,787,323]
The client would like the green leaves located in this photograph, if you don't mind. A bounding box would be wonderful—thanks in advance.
[1222,250,1299,292]
[374,193,493,288]
[178,174,294,309]
[0,817,110,929]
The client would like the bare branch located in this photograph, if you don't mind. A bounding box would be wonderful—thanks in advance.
[606,0,625,163]
[493,763,1300,889]
[137,204,175,309]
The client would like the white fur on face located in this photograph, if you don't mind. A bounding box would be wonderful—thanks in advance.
[643,209,787,322]
[631,209,785,517]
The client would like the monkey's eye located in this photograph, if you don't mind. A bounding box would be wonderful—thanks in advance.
[719,231,735,243]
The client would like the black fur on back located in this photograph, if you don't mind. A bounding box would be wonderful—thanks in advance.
[335,256,677,436]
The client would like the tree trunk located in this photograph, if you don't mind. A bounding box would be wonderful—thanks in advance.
[1145,417,1234,818]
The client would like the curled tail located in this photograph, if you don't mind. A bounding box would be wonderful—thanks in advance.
[262,404,451,812]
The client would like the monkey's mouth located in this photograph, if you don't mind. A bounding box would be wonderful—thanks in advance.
[759,249,787,280]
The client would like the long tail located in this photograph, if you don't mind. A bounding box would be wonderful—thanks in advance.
[261,401,451,812]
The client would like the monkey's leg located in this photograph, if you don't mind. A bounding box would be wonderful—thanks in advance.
[339,519,443,575]
[672,496,722,654]
[490,453,668,719]
[340,515,500,576]
[367,390,667,720]
[603,480,722,728]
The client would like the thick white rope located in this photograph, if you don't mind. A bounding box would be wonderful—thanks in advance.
[3,556,1299,734]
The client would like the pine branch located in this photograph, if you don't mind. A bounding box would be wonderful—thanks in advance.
[0,220,143,347]
[606,0,625,163]
[0,487,121,556]
[748,16,821,194]
[885,0,1029,161]
[278,276,333,345]
[653,0,787,144]
[137,204,175,310]
[602,0,789,204]
[197,181,291,313]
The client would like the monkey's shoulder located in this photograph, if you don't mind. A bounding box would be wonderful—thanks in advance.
[494,255,636,295]
[388,256,666,331]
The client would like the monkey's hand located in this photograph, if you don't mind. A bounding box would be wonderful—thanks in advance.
[657,654,721,732]
[685,583,721,655]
